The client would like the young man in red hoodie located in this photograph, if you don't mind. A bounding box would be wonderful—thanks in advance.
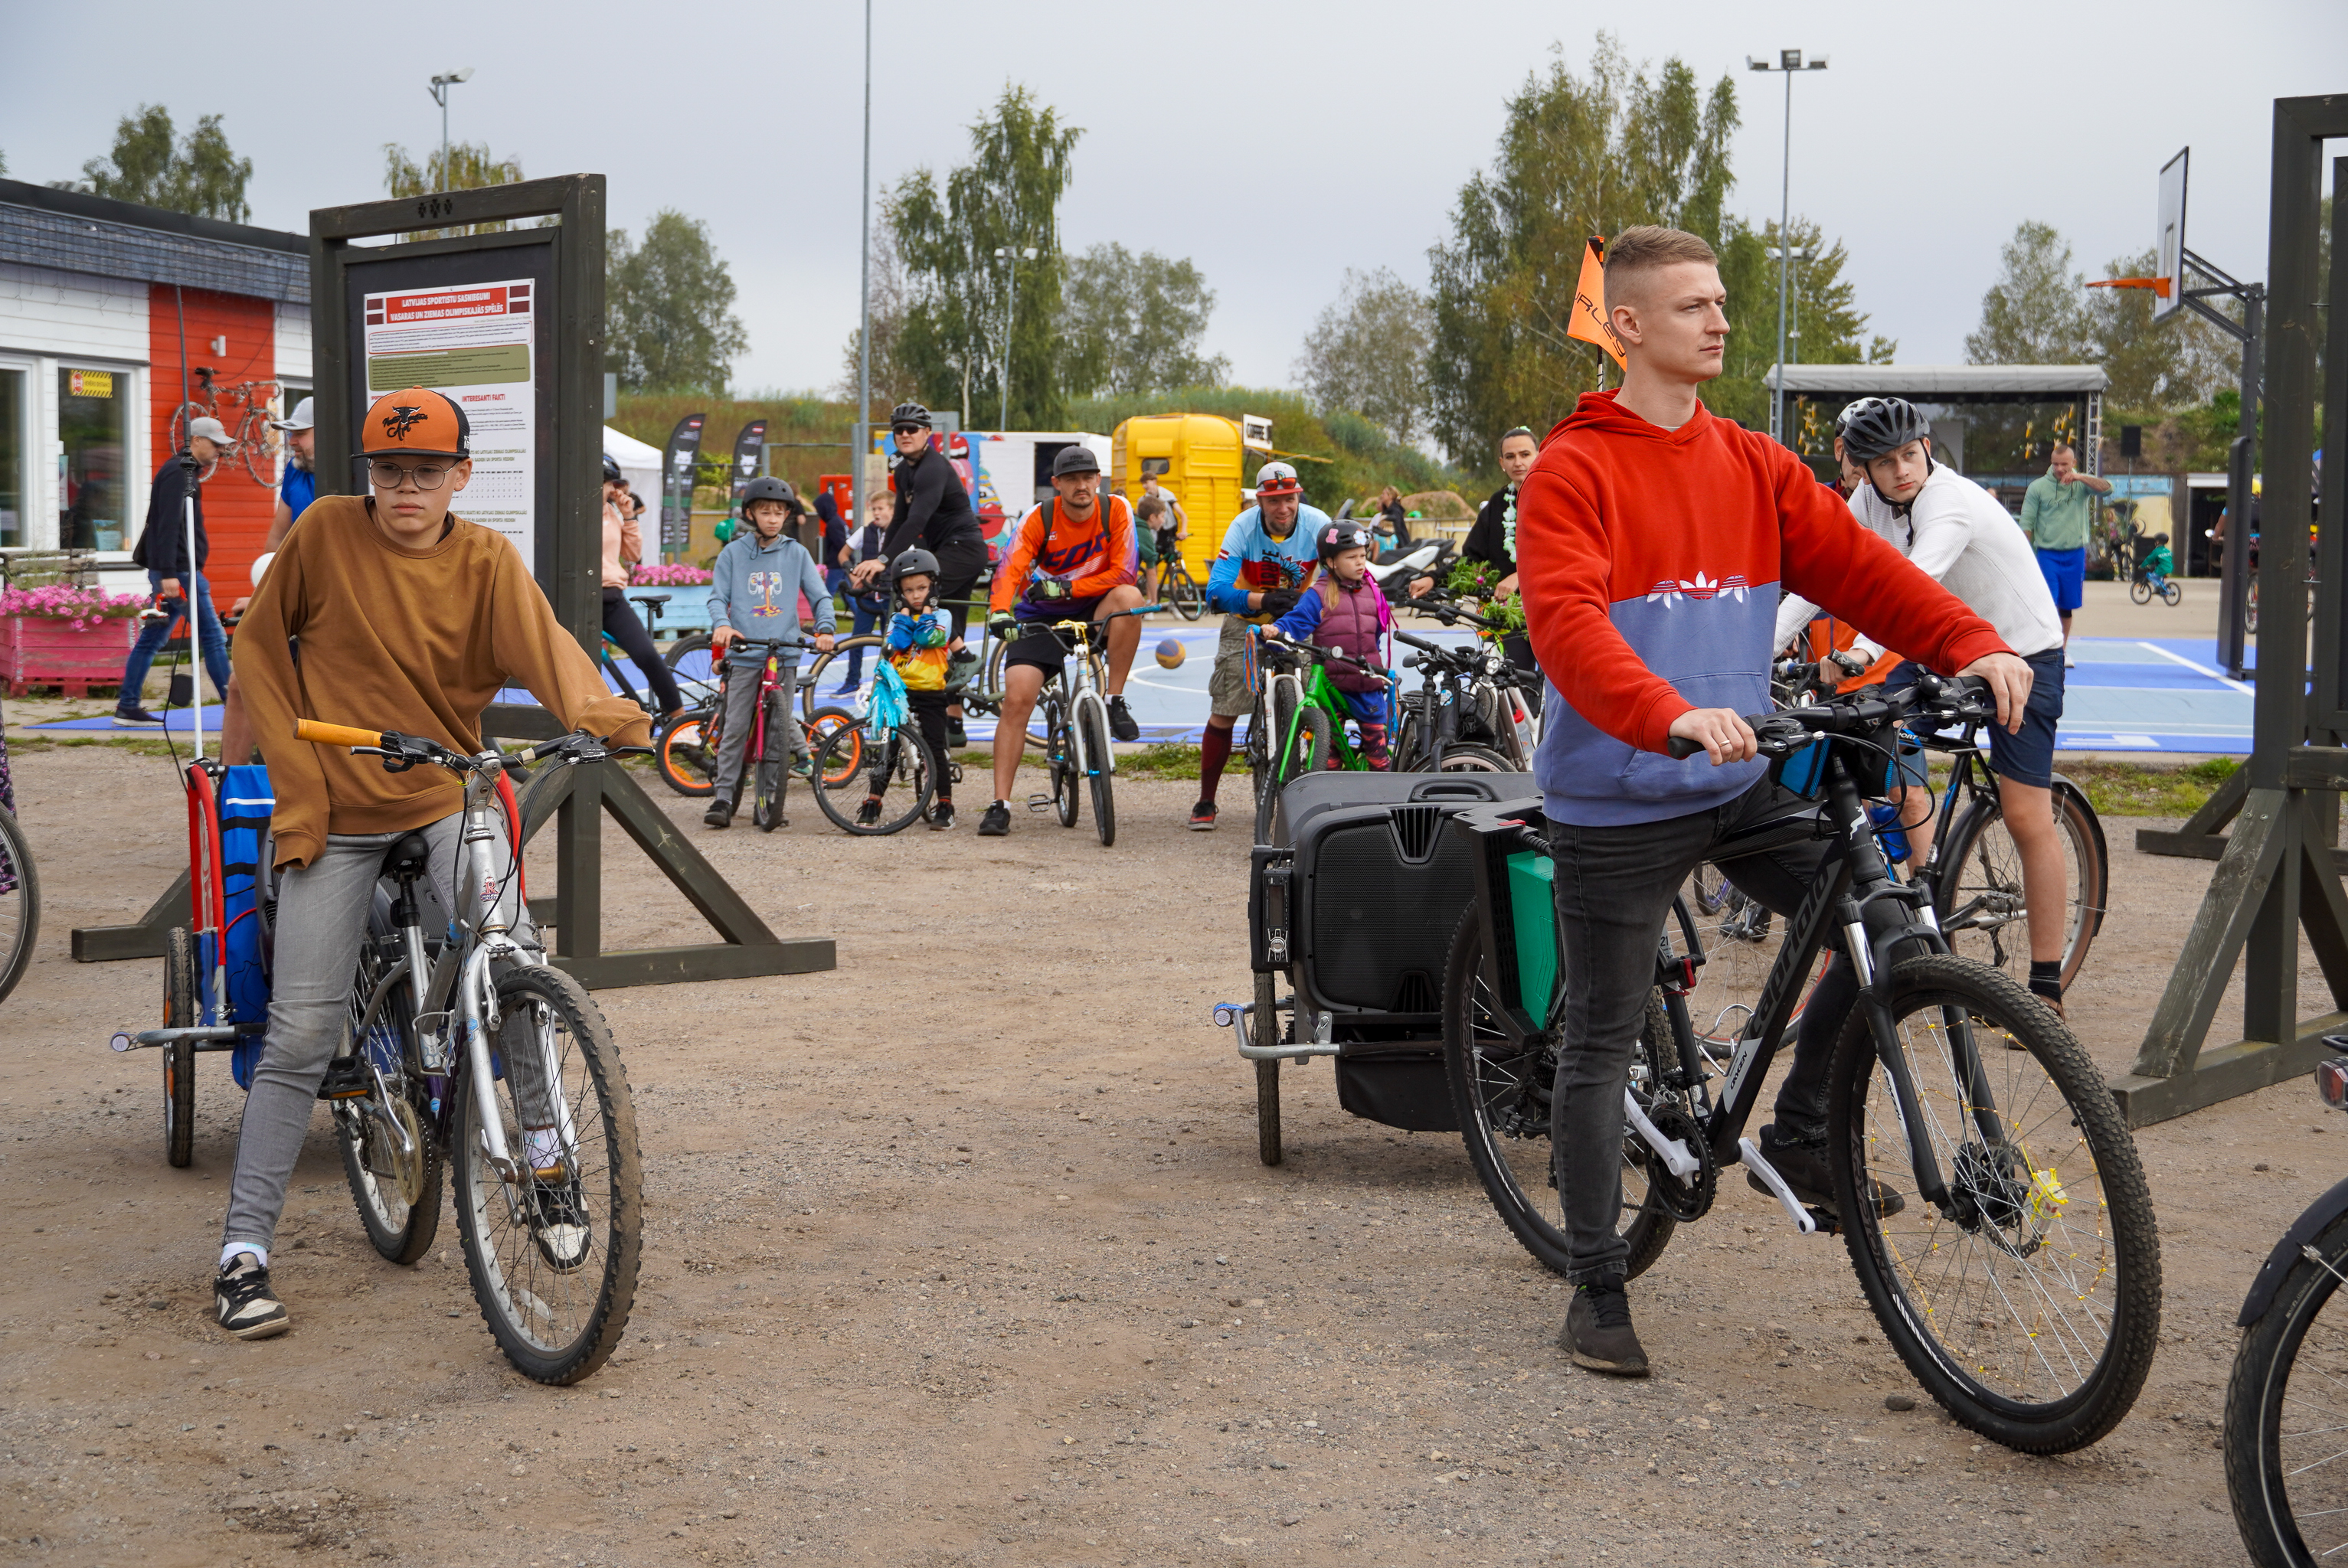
[1516,227,2033,1377]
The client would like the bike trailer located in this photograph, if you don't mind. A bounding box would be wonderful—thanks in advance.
[1248,770,1535,1132]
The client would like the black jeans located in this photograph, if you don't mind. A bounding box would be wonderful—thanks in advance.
[601,587,685,716]
[1546,773,1856,1282]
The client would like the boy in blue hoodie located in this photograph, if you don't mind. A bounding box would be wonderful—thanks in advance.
[704,477,835,828]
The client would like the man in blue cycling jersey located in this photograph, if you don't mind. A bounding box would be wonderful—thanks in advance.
[1192,461,1326,830]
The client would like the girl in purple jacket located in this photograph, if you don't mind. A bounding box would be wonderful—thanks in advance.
[1267,521,1394,769]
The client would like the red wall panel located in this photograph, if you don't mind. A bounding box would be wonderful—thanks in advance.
[146,285,276,603]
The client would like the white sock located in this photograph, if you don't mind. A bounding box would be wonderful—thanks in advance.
[221,1243,267,1272]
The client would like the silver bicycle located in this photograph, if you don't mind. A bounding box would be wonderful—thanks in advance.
[299,718,646,1385]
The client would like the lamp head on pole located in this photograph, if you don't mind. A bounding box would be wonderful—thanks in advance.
[428,67,473,106]
[1748,53,1828,72]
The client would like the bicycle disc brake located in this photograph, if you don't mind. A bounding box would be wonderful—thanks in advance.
[1642,1099,1716,1222]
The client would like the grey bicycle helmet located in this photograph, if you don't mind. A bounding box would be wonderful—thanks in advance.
[740,475,802,514]
[1839,397,1933,464]
[890,402,933,432]
[890,547,941,584]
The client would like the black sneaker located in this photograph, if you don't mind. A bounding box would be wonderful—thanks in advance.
[855,797,883,826]
[977,802,1011,836]
[1561,1274,1647,1377]
[113,706,164,728]
[946,717,968,750]
[703,798,733,829]
[530,1177,591,1272]
[1107,694,1140,742]
[214,1252,290,1340]
[1748,1124,1905,1217]
[929,802,957,831]
[1187,799,1218,831]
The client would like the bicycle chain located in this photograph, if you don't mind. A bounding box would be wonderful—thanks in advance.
[1642,1098,1717,1223]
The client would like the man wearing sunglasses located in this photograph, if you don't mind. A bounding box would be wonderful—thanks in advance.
[213,386,649,1342]
[847,403,987,745]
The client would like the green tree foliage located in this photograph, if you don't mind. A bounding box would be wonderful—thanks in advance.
[2085,245,2235,413]
[1966,221,2093,364]
[1296,267,1435,446]
[381,141,527,239]
[893,87,1081,430]
[607,211,750,393]
[1712,216,1894,435]
[1061,243,1228,397]
[1427,34,1737,469]
[64,105,251,222]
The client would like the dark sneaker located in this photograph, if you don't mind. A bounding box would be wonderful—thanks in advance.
[215,1252,290,1340]
[977,802,1011,837]
[529,1177,591,1272]
[703,798,734,829]
[1748,1125,1905,1218]
[855,798,883,827]
[929,802,957,831]
[113,706,164,728]
[1561,1275,1647,1377]
[1187,799,1218,831]
[1107,694,1140,742]
[946,718,969,750]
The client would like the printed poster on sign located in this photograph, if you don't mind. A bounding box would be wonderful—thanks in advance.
[361,280,536,570]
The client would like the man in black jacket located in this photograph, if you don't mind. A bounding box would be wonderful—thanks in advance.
[1412,424,1542,704]
[114,418,236,727]
[846,403,989,744]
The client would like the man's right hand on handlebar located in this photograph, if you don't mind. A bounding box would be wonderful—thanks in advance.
[1255,586,1300,619]
[1667,707,1758,766]
[1957,650,2033,733]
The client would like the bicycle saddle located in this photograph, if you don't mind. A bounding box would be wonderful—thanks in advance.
[630,593,672,606]
[380,832,433,880]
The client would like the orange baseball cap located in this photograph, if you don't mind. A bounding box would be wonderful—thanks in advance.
[358,386,471,459]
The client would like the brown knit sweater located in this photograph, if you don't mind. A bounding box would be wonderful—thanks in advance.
[233,495,651,870]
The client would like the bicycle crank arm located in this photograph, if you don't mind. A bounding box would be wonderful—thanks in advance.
[1736,1138,1818,1235]
[1624,1090,1701,1178]
[354,1095,417,1158]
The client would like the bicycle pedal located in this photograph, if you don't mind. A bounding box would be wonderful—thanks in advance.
[1025,794,1053,812]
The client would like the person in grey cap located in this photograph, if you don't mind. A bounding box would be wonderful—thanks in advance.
[216,396,317,760]
[114,416,237,727]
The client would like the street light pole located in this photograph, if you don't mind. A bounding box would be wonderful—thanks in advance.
[1765,244,1816,428]
[1748,50,1826,444]
[993,244,1038,432]
[427,68,474,192]
[855,0,872,540]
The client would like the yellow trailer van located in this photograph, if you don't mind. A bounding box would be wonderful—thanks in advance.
[1110,413,1249,578]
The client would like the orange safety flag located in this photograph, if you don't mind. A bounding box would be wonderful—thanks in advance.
[1567,236,1626,368]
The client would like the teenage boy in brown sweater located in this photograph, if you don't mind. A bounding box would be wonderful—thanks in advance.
[211,386,649,1340]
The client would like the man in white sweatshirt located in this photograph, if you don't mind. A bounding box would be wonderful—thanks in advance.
[1774,397,2074,1014]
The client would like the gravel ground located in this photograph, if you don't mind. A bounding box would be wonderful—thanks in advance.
[0,740,2333,1566]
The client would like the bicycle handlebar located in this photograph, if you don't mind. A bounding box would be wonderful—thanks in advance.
[1663,673,1994,760]
[1396,594,1497,631]
[1258,635,1390,681]
[300,722,650,773]
[296,720,383,749]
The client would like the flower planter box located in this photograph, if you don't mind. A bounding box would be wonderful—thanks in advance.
[0,615,136,697]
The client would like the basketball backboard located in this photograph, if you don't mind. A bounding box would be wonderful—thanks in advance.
[2154,146,2189,321]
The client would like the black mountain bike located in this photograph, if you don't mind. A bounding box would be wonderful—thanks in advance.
[1441,673,2160,1452]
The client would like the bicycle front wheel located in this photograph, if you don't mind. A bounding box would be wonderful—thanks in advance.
[0,804,40,1007]
[1829,952,2159,1452]
[2228,1209,2348,1567]
[1933,779,2107,989]
[811,722,934,835]
[452,965,643,1385]
[655,708,719,797]
[1441,907,1676,1280]
[2161,580,2183,606]
[1078,697,1117,847]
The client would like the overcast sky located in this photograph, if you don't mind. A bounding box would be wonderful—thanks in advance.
[5,1,2342,416]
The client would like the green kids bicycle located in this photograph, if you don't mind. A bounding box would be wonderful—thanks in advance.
[1249,633,1394,844]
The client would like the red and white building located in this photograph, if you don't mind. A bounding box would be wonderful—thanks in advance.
[0,178,310,595]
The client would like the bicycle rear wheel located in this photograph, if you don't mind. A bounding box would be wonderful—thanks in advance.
[654,708,719,796]
[810,722,934,835]
[798,635,887,719]
[452,965,643,1385]
[1441,908,1676,1280]
[2228,1209,2348,1567]
[1078,697,1117,847]
[1829,952,2159,1452]
[0,804,40,1007]
[163,926,197,1168]
[1434,742,1512,773]
[336,931,441,1264]
[1171,562,1205,621]
[1933,779,2107,989]
[805,706,862,786]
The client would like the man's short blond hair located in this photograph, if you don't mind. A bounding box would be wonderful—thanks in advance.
[1604,226,1720,312]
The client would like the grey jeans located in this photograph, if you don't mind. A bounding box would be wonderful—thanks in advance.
[221,808,532,1256]
[713,653,807,803]
[1547,774,1856,1283]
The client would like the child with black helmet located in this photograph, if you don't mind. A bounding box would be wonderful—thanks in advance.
[1264,519,1395,769]
[703,475,836,828]
[859,548,959,829]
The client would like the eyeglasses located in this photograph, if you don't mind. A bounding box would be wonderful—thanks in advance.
[365,459,456,491]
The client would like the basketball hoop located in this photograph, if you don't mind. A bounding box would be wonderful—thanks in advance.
[2087,277,2173,297]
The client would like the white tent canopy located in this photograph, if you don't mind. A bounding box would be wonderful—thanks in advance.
[602,425,661,500]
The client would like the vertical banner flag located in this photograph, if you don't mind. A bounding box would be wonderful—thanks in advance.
[728,420,767,514]
[660,412,706,556]
[1567,237,1626,369]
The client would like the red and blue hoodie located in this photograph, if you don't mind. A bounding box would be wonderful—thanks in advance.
[1518,391,2010,827]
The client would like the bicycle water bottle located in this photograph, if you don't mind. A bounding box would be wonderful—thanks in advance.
[1868,801,1911,864]
[1506,688,1538,763]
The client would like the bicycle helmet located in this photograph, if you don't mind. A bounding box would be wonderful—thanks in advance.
[890,547,941,584]
[890,402,933,432]
[1254,460,1301,498]
[740,475,802,515]
[1832,396,1889,439]
[602,453,623,484]
[1839,397,1933,465]
[1316,520,1375,561]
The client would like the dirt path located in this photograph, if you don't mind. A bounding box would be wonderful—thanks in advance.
[0,742,2324,1566]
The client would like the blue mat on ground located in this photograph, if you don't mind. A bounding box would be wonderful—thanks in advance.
[28,704,227,733]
